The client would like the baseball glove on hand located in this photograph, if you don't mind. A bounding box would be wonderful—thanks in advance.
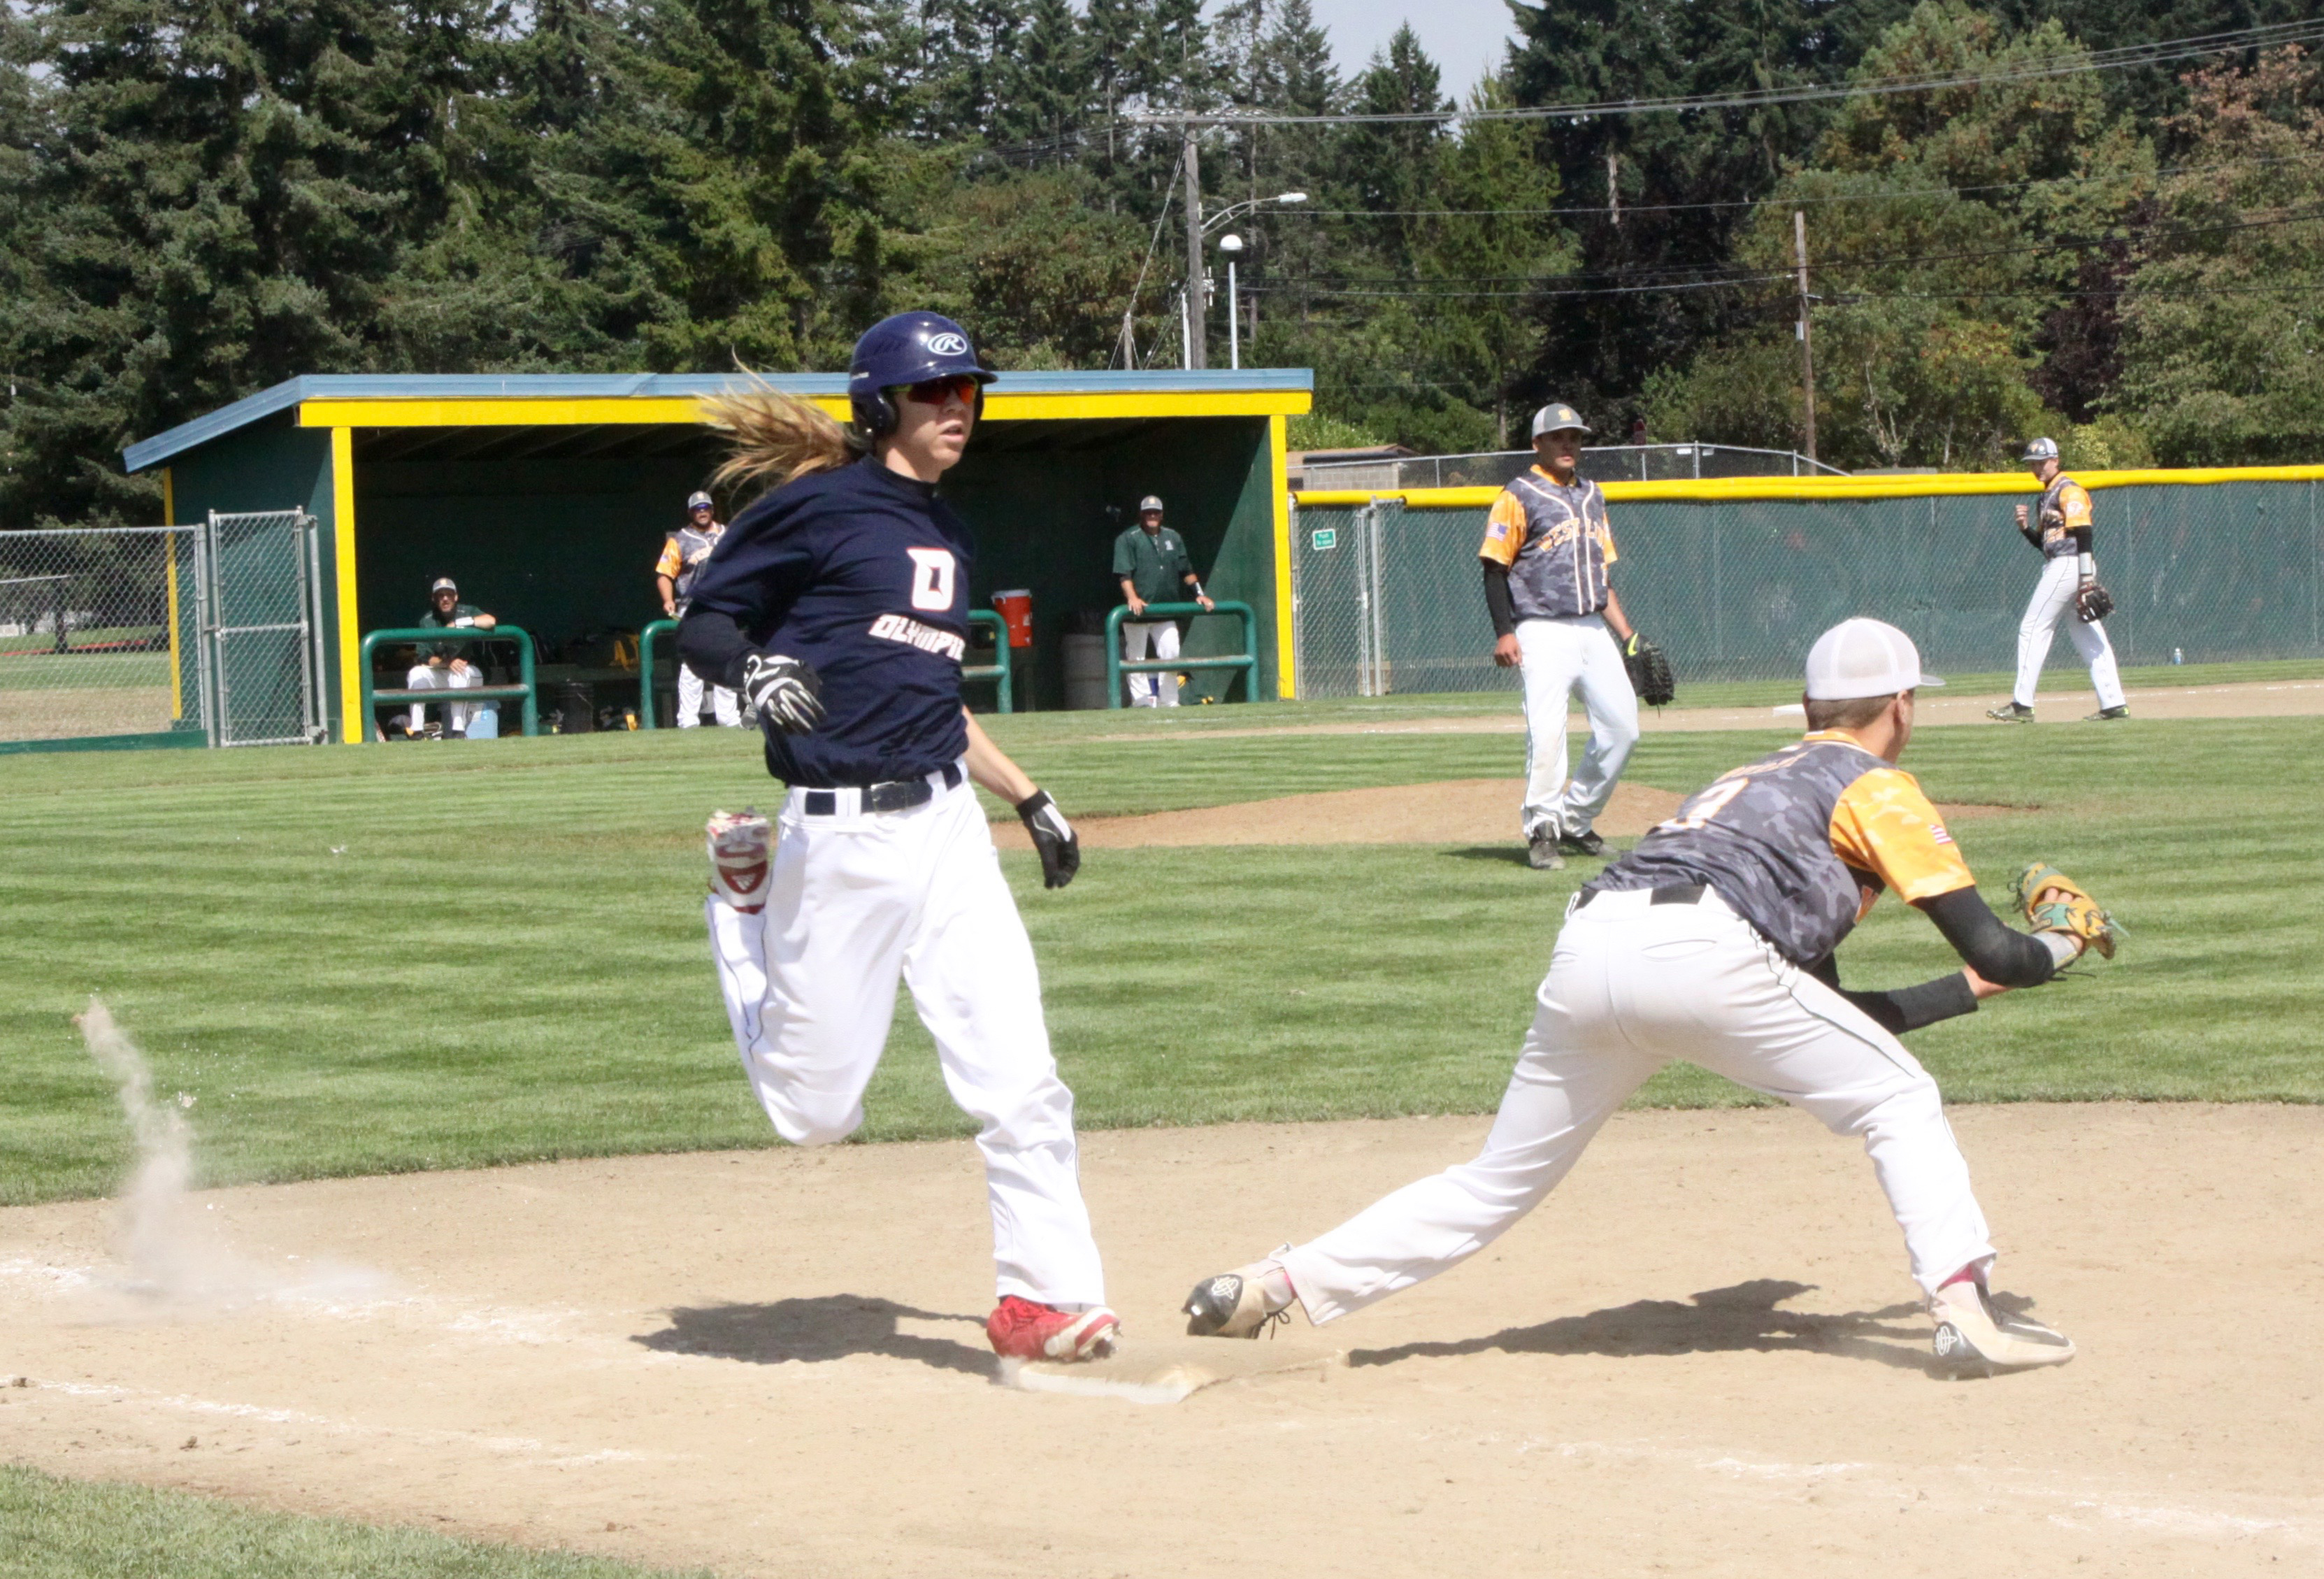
[742,652,825,735]
[2012,862,2123,960]
[1622,632,1676,706]
[1016,790,1081,889]
[2074,583,2115,623]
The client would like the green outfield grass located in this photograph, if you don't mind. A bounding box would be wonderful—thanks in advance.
[0,692,2318,1207]
[0,1464,708,1579]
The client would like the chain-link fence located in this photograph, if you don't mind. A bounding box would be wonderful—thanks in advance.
[0,527,205,745]
[0,513,324,750]
[1290,481,2324,698]
[1297,443,1841,494]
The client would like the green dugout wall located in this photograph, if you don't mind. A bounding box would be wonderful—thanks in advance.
[127,372,1312,740]
[1289,469,2324,696]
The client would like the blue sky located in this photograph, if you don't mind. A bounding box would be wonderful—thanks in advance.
[1307,0,1519,102]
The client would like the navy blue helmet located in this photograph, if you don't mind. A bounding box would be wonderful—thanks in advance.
[848,311,996,437]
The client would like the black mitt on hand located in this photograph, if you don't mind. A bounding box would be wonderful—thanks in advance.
[1015,790,1080,889]
[2074,583,2115,623]
[1622,632,1676,707]
[741,652,825,735]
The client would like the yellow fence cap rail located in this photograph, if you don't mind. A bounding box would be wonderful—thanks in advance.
[1296,463,2324,510]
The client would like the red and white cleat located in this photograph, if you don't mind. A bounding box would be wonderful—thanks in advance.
[987,1296,1121,1362]
[705,808,771,913]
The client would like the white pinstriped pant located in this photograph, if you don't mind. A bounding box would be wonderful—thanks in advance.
[2013,557,2125,710]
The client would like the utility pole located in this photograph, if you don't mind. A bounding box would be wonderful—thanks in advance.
[1607,152,1620,227]
[1793,209,1817,465]
[1182,128,1206,371]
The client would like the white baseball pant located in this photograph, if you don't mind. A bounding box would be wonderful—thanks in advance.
[676,662,740,728]
[1281,887,1997,1324]
[405,662,484,734]
[705,769,1106,1307]
[1121,618,1182,707]
[1518,614,1640,841]
[2012,557,2125,710]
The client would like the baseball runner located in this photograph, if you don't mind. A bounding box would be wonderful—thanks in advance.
[1112,495,1212,707]
[1184,617,2121,1373]
[1481,403,1644,870]
[1987,437,2128,724]
[657,490,742,727]
[675,312,1119,1366]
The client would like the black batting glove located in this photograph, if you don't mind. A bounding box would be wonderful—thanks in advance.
[742,652,825,735]
[1015,789,1080,889]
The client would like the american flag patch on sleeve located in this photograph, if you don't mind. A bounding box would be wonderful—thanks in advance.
[1930,825,1953,845]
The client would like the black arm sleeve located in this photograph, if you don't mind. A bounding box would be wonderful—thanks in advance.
[1919,885,2059,988]
[1482,562,1518,638]
[1805,954,1980,1034]
[677,607,754,690]
[2070,524,2093,554]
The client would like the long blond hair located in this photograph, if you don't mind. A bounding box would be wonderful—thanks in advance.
[700,375,867,497]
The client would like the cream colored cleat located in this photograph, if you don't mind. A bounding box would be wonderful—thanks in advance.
[1184,1245,1297,1338]
[1930,1278,2076,1373]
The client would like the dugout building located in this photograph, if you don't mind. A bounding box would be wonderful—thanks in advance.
[122,371,1314,743]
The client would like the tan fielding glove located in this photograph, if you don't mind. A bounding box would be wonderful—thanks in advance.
[2012,862,2123,961]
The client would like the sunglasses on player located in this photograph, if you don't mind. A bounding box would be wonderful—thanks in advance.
[900,375,982,407]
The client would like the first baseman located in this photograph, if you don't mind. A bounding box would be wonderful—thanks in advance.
[1481,403,1642,870]
[1987,437,2128,723]
[1185,617,2119,1373]
[677,311,1119,1365]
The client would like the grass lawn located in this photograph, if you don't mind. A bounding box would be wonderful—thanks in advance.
[0,1464,706,1579]
[1,688,2318,1208]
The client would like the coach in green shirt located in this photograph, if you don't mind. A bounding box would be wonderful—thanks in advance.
[1112,495,1212,708]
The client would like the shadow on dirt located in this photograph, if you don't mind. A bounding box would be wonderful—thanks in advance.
[633,1295,996,1378]
[1346,1278,1949,1375]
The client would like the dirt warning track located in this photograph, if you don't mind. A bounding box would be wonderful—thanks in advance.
[3,1104,2319,1577]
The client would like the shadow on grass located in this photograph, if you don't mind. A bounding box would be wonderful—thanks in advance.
[633,1294,996,1378]
[1442,845,1538,866]
[1345,1278,1949,1376]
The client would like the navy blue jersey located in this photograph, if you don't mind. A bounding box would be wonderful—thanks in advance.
[687,457,973,787]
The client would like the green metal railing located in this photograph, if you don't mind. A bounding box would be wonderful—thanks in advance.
[359,626,539,738]
[638,617,678,728]
[965,609,1013,713]
[1103,601,1259,708]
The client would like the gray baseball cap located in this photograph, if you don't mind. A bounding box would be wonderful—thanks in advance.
[687,490,714,510]
[1139,495,1165,514]
[429,576,458,595]
[2021,436,2060,462]
[1530,402,1592,438]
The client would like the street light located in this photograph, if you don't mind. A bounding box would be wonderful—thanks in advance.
[1217,235,1245,369]
[1202,191,1308,235]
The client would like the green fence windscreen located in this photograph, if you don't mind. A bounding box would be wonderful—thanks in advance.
[1291,482,2324,697]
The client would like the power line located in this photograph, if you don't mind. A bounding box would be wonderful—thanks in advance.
[1130,19,2324,127]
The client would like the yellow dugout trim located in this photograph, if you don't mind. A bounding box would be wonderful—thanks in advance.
[1269,413,1296,699]
[295,390,1311,431]
[162,469,182,721]
[1296,462,2324,510]
[331,427,363,743]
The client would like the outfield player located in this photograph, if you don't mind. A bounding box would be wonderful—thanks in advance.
[1112,495,1212,707]
[676,312,1119,1365]
[1986,437,2128,723]
[1481,403,1641,870]
[656,490,741,727]
[1185,617,2110,1373]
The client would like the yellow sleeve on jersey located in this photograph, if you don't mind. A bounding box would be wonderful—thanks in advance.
[1598,517,1619,567]
[654,537,684,578]
[1479,491,1526,566]
[1826,768,1974,903]
[2058,483,2093,531]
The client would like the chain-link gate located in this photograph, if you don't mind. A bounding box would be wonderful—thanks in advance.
[198,510,327,747]
[1290,499,1522,700]
[0,513,324,750]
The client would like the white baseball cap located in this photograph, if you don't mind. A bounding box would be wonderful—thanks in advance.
[1804,617,1946,700]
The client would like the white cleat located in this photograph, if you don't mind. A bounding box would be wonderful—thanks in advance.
[1184,1245,1298,1338]
[1930,1278,2075,1373]
[705,808,771,914]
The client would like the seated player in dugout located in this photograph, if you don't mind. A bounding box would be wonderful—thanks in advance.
[1184,618,2122,1375]
[403,576,500,739]
[675,311,1120,1366]
[1112,494,1212,708]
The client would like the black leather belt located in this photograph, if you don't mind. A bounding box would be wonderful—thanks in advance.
[801,763,963,817]
[1576,883,1705,910]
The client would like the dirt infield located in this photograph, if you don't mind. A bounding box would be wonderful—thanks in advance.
[4,1104,2318,1576]
[992,778,2022,850]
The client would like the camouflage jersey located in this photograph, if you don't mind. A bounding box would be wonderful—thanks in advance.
[657,522,726,608]
[1583,731,1974,967]
[2032,473,2093,559]
[1478,467,1617,620]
